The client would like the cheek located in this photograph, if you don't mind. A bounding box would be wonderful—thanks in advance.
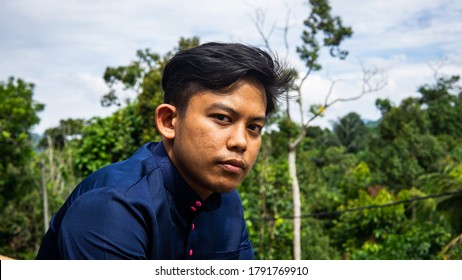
[247,140,262,163]
[181,118,209,141]
[193,121,224,146]
[182,122,221,156]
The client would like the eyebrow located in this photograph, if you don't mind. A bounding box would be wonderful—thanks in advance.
[209,102,267,123]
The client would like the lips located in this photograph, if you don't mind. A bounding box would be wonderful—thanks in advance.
[219,159,246,174]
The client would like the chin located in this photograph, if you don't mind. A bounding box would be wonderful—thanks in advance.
[211,184,239,194]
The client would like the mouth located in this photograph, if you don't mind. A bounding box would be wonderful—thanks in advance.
[218,159,246,174]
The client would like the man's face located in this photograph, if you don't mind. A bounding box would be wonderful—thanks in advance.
[169,77,266,199]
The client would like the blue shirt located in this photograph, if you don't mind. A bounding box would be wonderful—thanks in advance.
[36,142,253,259]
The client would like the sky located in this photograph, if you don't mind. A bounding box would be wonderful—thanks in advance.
[1,0,461,134]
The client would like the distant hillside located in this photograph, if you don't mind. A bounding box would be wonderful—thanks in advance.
[31,132,43,151]
[364,119,379,128]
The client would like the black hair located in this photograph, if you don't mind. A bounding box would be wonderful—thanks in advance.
[161,42,294,116]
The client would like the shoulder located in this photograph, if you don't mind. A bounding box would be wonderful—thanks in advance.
[221,190,244,212]
[59,187,155,259]
[68,143,163,201]
[64,187,151,224]
[84,143,160,190]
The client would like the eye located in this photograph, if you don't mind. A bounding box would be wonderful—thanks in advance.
[248,124,263,135]
[213,114,231,123]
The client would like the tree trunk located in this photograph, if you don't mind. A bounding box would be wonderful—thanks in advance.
[288,146,301,260]
[40,158,49,233]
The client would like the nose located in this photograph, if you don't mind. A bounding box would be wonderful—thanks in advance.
[227,124,248,153]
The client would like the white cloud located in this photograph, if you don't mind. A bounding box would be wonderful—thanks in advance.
[1,0,461,134]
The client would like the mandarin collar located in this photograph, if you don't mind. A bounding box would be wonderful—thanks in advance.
[148,142,222,214]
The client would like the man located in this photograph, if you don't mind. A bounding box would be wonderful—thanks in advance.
[36,42,294,259]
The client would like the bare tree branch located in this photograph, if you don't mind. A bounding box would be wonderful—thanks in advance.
[327,60,387,108]
[324,78,340,105]
[247,4,276,53]
[427,56,448,80]
[280,3,296,59]
[298,60,387,131]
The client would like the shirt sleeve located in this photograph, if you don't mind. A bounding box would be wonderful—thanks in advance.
[58,188,151,259]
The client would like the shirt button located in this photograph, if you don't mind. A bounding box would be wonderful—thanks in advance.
[192,223,195,230]
[195,201,202,207]
[190,206,197,212]
[189,249,193,256]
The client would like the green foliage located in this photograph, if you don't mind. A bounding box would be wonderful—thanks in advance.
[40,141,83,213]
[0,77,44,259]
[334,187,453,260]
[333,189,406,250]
[277,115,300,139]
[366,97,446,189]
[418,75,462,138]
[74,103,144,175]
[0,77,44,206]
[375,98,393,116]
[340,161,372,199]
[102,37,200,143]
[331,112,368,153]
[39,118,85,149]
[298,142,357,213]
[301,218,340,259]
[0,185,43,259]
[240,134,293,260]
[350,221,451,260]
[296,0,353,71]
[417,164,462,233]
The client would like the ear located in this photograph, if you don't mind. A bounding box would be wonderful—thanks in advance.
[155,104,178,140]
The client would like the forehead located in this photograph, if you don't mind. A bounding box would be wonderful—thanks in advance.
[187,77,267,116]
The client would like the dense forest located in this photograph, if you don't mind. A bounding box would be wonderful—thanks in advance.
[1,0,461,260]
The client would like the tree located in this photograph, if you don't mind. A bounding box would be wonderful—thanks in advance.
[0,77,44,259]
[331,112,368,153]
[0,77,44,206]
[39,118,85,150]
[418,75,462,139]
[251,0,385,259]
[367,97,446,189]
[74,103,142,176]
[367,74,461,190]
[102,37,200,144]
